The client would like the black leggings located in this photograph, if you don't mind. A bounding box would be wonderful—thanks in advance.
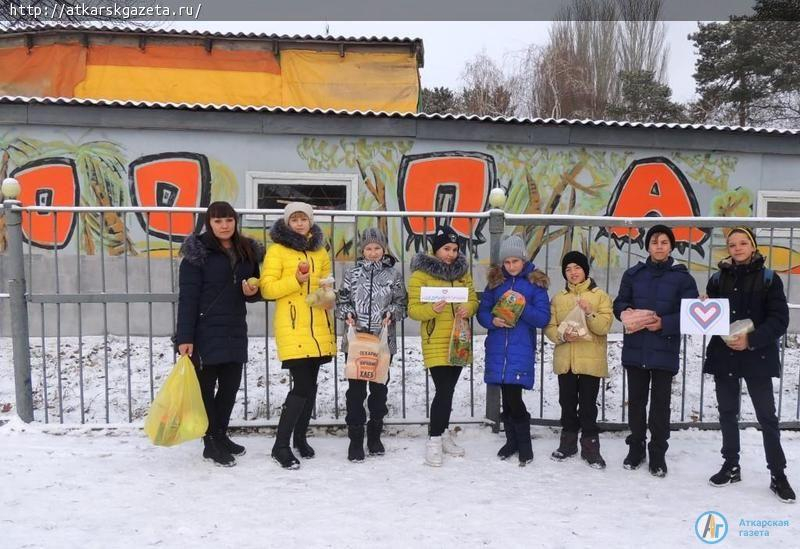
[429,366,462,436]
[626,366,673,456]
[501,384,529,421]
[195,362,243,435]
[284,358,322,400]
[346,371,390,426]
[558,371,601,436]
[715,375,786,472]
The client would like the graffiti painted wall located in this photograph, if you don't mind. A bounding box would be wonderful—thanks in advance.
[2,124,799,335]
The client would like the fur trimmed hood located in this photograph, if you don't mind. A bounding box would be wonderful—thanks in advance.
[487,262,550,290]
[269,218,325,252]
[410,252,469,281]
[180,232,265,266]
[717,250,766,272]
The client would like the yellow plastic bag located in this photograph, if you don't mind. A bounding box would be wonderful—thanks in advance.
[144,355,208,446]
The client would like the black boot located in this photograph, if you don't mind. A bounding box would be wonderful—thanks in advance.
[215,430,246,457]
[497,413,518,460]
[203,435,236,467]
[580,436,606,469]
[366,419,385,456]
[623,436,646,470]
[348,425,366,462]
[272,395,305,469]
[293,394,316,459]
[513,416,533,467]
[709,461,741,487]
[551,431,578,461]
[648,452,668,478]
[770,472,796,503]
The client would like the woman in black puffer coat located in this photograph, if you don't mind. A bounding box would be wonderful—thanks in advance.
[703,227,795,503]
[176,201,264,467]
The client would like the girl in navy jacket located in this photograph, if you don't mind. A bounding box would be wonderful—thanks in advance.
[477,235,550,466]
[613,225,698,477]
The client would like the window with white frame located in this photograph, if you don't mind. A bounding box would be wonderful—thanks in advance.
[244,171,359,224]
[756,190,800,238]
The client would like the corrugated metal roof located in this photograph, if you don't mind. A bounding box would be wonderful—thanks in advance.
[0,23,424,46]
[0,23,425,66]
[1,95,798,135]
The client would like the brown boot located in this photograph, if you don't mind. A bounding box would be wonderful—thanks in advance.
[580,436,606,469]
[551,431,578,461]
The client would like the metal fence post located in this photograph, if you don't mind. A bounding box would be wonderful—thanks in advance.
[485,205,505,430]
[3,179,34,422]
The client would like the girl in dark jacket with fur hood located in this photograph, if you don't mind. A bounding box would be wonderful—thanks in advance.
[336,227,408,462]
[477,235,550,466]
[703,227,795,503]
[177,201,264,467]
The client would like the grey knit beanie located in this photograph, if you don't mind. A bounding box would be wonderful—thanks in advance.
[283,202,314,226]
[359,227,388,252]
[499,235,527,263]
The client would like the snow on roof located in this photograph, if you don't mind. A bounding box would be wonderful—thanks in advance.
[0,23,424,47]
[1,95,798,135]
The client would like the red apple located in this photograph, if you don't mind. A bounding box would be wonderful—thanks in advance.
[298,261,309,274]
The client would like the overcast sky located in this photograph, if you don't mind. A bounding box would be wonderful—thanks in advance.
[173,21,703,103]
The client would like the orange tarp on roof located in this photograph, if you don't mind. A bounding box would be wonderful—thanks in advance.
[0,41,420,111]
[0,43,86,96]
[280,50,420,111]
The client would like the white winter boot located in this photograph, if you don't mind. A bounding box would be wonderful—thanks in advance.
[442,429,466,457]
[425,436,443,467]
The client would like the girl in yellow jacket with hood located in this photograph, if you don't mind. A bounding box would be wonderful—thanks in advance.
[260,202,336,469]
[408,226,478,467]
[544,251,613,469]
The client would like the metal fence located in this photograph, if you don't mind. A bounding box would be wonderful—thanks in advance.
[2,199,799,429]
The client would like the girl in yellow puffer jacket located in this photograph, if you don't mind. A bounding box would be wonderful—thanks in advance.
[408,226,478,467]
[544,251,612,469]
[260,202,335,469]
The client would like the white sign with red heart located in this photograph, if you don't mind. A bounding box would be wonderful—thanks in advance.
[420,287,469,303]
[680,298,730,335]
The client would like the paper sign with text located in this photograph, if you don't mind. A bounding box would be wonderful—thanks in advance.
[420,286,469,303]
[680,298,730,336]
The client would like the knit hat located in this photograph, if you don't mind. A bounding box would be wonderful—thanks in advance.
[283,202,314,226]
[728,226,758,250]
[359,227,388,252]
[561,251,590,280]
[499,235,527,263]
[431,226,460,253]
[644,224,675,250]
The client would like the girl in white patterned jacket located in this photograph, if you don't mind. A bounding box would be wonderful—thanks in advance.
[336,227,407,462]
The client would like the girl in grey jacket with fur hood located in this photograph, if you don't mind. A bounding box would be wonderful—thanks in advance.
[336,227,408,462]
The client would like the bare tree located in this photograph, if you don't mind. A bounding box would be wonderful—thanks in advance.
[509,0,672,120]
[459,52,516,117]
[617,0,669,83]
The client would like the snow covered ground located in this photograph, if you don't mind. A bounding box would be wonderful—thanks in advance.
[1,418,798,548]
[1,335,799,426]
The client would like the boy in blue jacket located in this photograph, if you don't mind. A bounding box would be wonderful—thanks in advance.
[478,235,550,466]
[613,225,698,477]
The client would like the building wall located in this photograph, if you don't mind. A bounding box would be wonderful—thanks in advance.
[1,108,799,337]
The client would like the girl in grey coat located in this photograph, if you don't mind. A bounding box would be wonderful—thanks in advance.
[336,227,408,462]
